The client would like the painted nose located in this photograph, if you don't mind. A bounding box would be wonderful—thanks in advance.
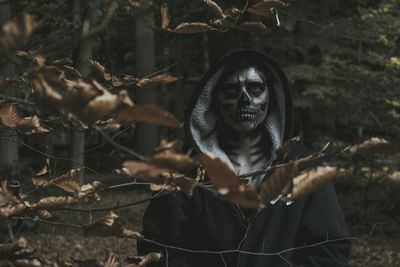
[238,88,251,106]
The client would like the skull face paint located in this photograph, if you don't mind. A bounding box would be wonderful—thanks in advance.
[217,66,269,133]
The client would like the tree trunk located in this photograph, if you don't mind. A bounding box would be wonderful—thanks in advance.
[0,2,19,165]
[133,9,158,155]
[70,0,101,182]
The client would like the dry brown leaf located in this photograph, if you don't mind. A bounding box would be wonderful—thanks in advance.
[150,152,198,173]
[160,6,170,30]
[0,104,22,128]
[275,136,301,162]
[148,74,181,84]
[171,22,214,34]
[16,115,49,134]
[16,50,46,67]
[137,74,180,88]
[0,13,37,55]
[114,105,181,128]
[82,211,143,239]
[199,153,238,195]
[203,0,225,19]
[78,181,103,200]
[104,248,118,267]
[153,139,183,154]
[122,161,167,181]
[36,196,77,209]
[200,154,264,207]
[388,171,400,183]
[89,60,112,81]
[237,22,271,34]
[174,175,197,198]
[224,184,264,208]
[111,74,139,87]
[259,162,297,202]
[348,137,393,155]
[211,18,233,29]
[0,199,26,219]
[126,0,140,9]
[0,237,27,259]
[10,258,42,267]
[224,8,242,18]
[292,166,341,199]
[37,210,52,220]
[149,183,175,192]
[124,252,162,267]
[32,169,80,193]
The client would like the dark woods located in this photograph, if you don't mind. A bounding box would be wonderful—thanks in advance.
[0,0,399,266]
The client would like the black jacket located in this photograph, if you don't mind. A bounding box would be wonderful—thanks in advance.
[138,50,351,266]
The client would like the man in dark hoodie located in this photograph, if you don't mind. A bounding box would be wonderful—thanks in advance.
[138,50,351,266]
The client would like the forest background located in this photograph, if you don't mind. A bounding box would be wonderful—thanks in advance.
[0,0,399,266]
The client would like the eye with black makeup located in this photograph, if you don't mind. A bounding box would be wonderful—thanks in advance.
[246,82,264,96]
[219,84,240,98]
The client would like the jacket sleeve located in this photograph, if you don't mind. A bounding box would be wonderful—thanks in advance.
[137,192,194,267]
[292,182,352,267]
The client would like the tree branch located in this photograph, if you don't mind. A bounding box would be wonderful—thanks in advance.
[93,125,147,161]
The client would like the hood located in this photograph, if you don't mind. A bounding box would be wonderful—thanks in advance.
[185,50,293,169]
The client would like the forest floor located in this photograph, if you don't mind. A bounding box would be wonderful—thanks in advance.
[19,172,400,267]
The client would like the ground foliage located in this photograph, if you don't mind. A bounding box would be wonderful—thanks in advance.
[0,0,399,266]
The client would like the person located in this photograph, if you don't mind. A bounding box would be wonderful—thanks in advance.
[137,50,351,266]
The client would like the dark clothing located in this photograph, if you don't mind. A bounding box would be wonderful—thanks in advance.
[138,145,351,267]
[138,50,351,266]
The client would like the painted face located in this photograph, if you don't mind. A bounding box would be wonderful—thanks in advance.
[217,66,269,133]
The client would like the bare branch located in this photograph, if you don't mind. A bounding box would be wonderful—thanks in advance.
[93,125,147,161]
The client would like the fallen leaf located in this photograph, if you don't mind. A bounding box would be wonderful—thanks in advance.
[82,211,143,239]
[124,252,162,267]
[122,161,167,181]
[37,210,52,220]
[16,115,49,134]
[0,104,22,128]
[36,196,77,209]
[224,8,242,18]
[10,258,42,267]
[0,237,27,259]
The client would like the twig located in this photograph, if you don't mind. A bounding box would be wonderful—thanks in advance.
[6,222,15,242]
[75,126,131,158]
[0,94,35,106]
[93,125,147,161]
[278,9,375,43]
[0,137,101,176]
[142,61,180,79]
[53,191,173,212]
[234,0,250,26]
[12,216,82,229]
[81,1,119,40]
